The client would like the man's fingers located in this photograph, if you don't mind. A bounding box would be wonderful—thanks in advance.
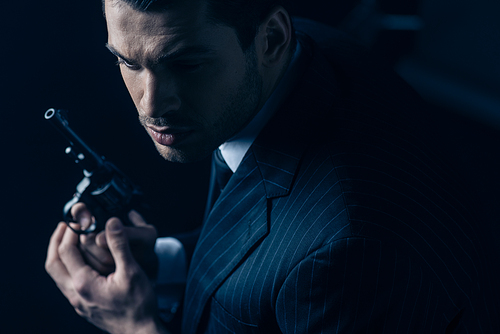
[126,211,158,246]
[79,244,116,276]
[128,210,147,227]
[105,218,137,276]
[125,227,157,246]
[80,233,114,264]
[46,223,82,302]
[57,224,104,303]
[58,223,89,276]
[95,231,109,249]
[46,222,72,281]
[46,222,68,269]
[86,211,156,247]
[94,211,155,246]
[71,203,93,230]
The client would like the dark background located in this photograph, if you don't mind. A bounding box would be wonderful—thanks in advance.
[1,1,499,333]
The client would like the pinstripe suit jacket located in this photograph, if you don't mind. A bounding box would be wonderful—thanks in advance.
[180,23,498,334]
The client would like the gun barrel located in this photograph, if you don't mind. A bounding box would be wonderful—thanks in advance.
[45,108,104,173]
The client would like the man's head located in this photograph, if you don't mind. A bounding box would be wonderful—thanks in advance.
[104,0,294,162]
[105,0,291,52]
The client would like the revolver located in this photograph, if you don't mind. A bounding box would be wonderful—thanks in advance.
[45,108,143,234]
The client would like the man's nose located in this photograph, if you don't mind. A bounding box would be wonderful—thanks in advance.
[140,70,181,118]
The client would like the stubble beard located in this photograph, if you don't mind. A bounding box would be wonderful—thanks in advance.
[141,49,263,163]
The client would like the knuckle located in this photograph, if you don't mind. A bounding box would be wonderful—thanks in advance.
[58,243,71,256]
[68,295,82,309]
[75,307,85,317]
[74,307,85,317]
[72,302,88,319]
[44,259,54,274]
[67,291,88,316]
[73,278,93,301]
[57,244,67,256]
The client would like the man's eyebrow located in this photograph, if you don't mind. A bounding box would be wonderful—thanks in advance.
[105,43,134,63]
[105,43,215,65]
[155,45,216,63]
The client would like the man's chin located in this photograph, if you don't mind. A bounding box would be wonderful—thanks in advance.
[154,143,211,163]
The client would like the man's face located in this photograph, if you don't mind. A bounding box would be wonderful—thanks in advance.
[105,0,263,162]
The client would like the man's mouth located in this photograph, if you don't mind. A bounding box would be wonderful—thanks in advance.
[147,126,194,146]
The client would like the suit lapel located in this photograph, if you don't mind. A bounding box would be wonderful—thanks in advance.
[182,34,339,334]
[183,150,268,334]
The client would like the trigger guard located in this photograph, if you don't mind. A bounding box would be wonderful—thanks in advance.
[64,220,97,235]
[64,216,97,235]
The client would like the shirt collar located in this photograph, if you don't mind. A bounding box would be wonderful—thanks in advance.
[219,42,305,172]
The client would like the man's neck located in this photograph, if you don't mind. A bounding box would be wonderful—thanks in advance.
[258,44,297,112]
[219,41,305,172]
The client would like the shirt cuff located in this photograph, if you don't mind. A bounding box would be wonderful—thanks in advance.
[154,237,187,284]
[154,237,187,322]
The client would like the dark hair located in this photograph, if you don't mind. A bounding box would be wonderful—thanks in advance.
[106,0,291,52]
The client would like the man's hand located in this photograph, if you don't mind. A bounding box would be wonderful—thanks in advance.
[45,218,169,334]
[71,203,158,277]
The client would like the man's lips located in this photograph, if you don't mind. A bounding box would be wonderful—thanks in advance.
[147,126,194,146]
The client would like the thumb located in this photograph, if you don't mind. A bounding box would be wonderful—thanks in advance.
[105,218,136,274]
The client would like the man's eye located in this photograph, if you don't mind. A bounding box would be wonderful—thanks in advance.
[116,59,141,71]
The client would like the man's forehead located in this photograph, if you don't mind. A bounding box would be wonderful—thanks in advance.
[104,0,205,13]
[105,0,210,33]
[105,0,237,63]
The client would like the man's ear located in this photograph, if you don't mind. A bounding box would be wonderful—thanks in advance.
[255,6,292,68]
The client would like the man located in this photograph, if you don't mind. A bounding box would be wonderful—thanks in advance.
[45,0,498,333]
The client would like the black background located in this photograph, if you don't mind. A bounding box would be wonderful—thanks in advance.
[1,1,499,333]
